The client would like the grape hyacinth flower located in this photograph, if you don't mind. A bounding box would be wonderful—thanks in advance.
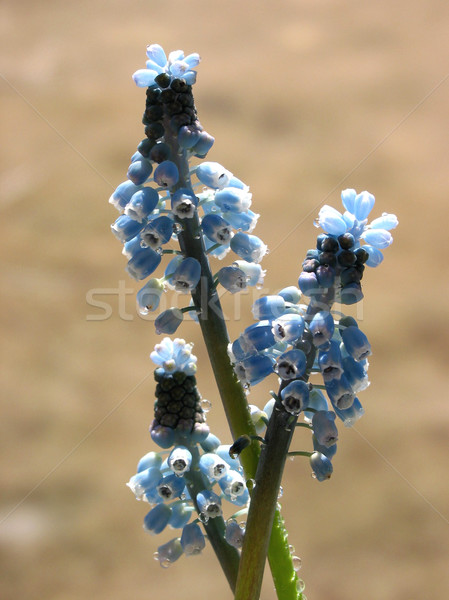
[111,41,398,600]
[127,338,250,571]
[228,188,397,482]
[108,45,268,337]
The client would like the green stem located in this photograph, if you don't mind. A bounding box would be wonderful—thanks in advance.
[234,401,301,600]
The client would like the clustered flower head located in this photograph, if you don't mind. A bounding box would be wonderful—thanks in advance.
[109,44,267,336]
[127,338,249,567]
[229,190,398,480]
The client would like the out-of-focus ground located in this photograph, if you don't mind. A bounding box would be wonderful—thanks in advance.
[1,1,449,599]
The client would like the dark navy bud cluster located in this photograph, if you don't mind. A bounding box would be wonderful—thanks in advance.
[108,44,267,336]
[127,338,249,567]
[298,189,398,304]
[229,192,398,481]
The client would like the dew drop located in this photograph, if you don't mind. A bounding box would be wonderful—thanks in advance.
[201,399,212,413]
[160,559,172,569]
[153,552,159,561]
[174,223,184,234]
[292,556,302,571]
[288,544,295,554]
[198,512,209,524]
[278,486,283,499]
[180,493,187,500]
[246,478,256,492]
[289,455,295,462]
[311,472,317,480]
[296,579,305,593]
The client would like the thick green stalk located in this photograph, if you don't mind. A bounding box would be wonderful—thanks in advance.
[234,403,301,600]
[234,303,325,600]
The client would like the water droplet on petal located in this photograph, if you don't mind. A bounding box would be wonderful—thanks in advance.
[296,578,305,593]
[160,559,171,569]
[292,556,302,571]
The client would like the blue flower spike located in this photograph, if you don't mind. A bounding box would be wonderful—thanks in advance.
[116,43,398,591]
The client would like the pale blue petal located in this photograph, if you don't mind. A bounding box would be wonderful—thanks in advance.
[183,71,197,85]
[363,244,384,267]
[145,59,164,73]
[132,69,158,87]
[353,191,375,220]
[170,60,190,78]
[341,189,357,214]
[168,50,184,63]
[361,228,393,249]
[318,205,347,236]
[184,53,201,69]
[146,44,167,67]
[369,213,398,230]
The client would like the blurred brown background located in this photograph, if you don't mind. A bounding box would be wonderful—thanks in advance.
[1,0,449,599]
